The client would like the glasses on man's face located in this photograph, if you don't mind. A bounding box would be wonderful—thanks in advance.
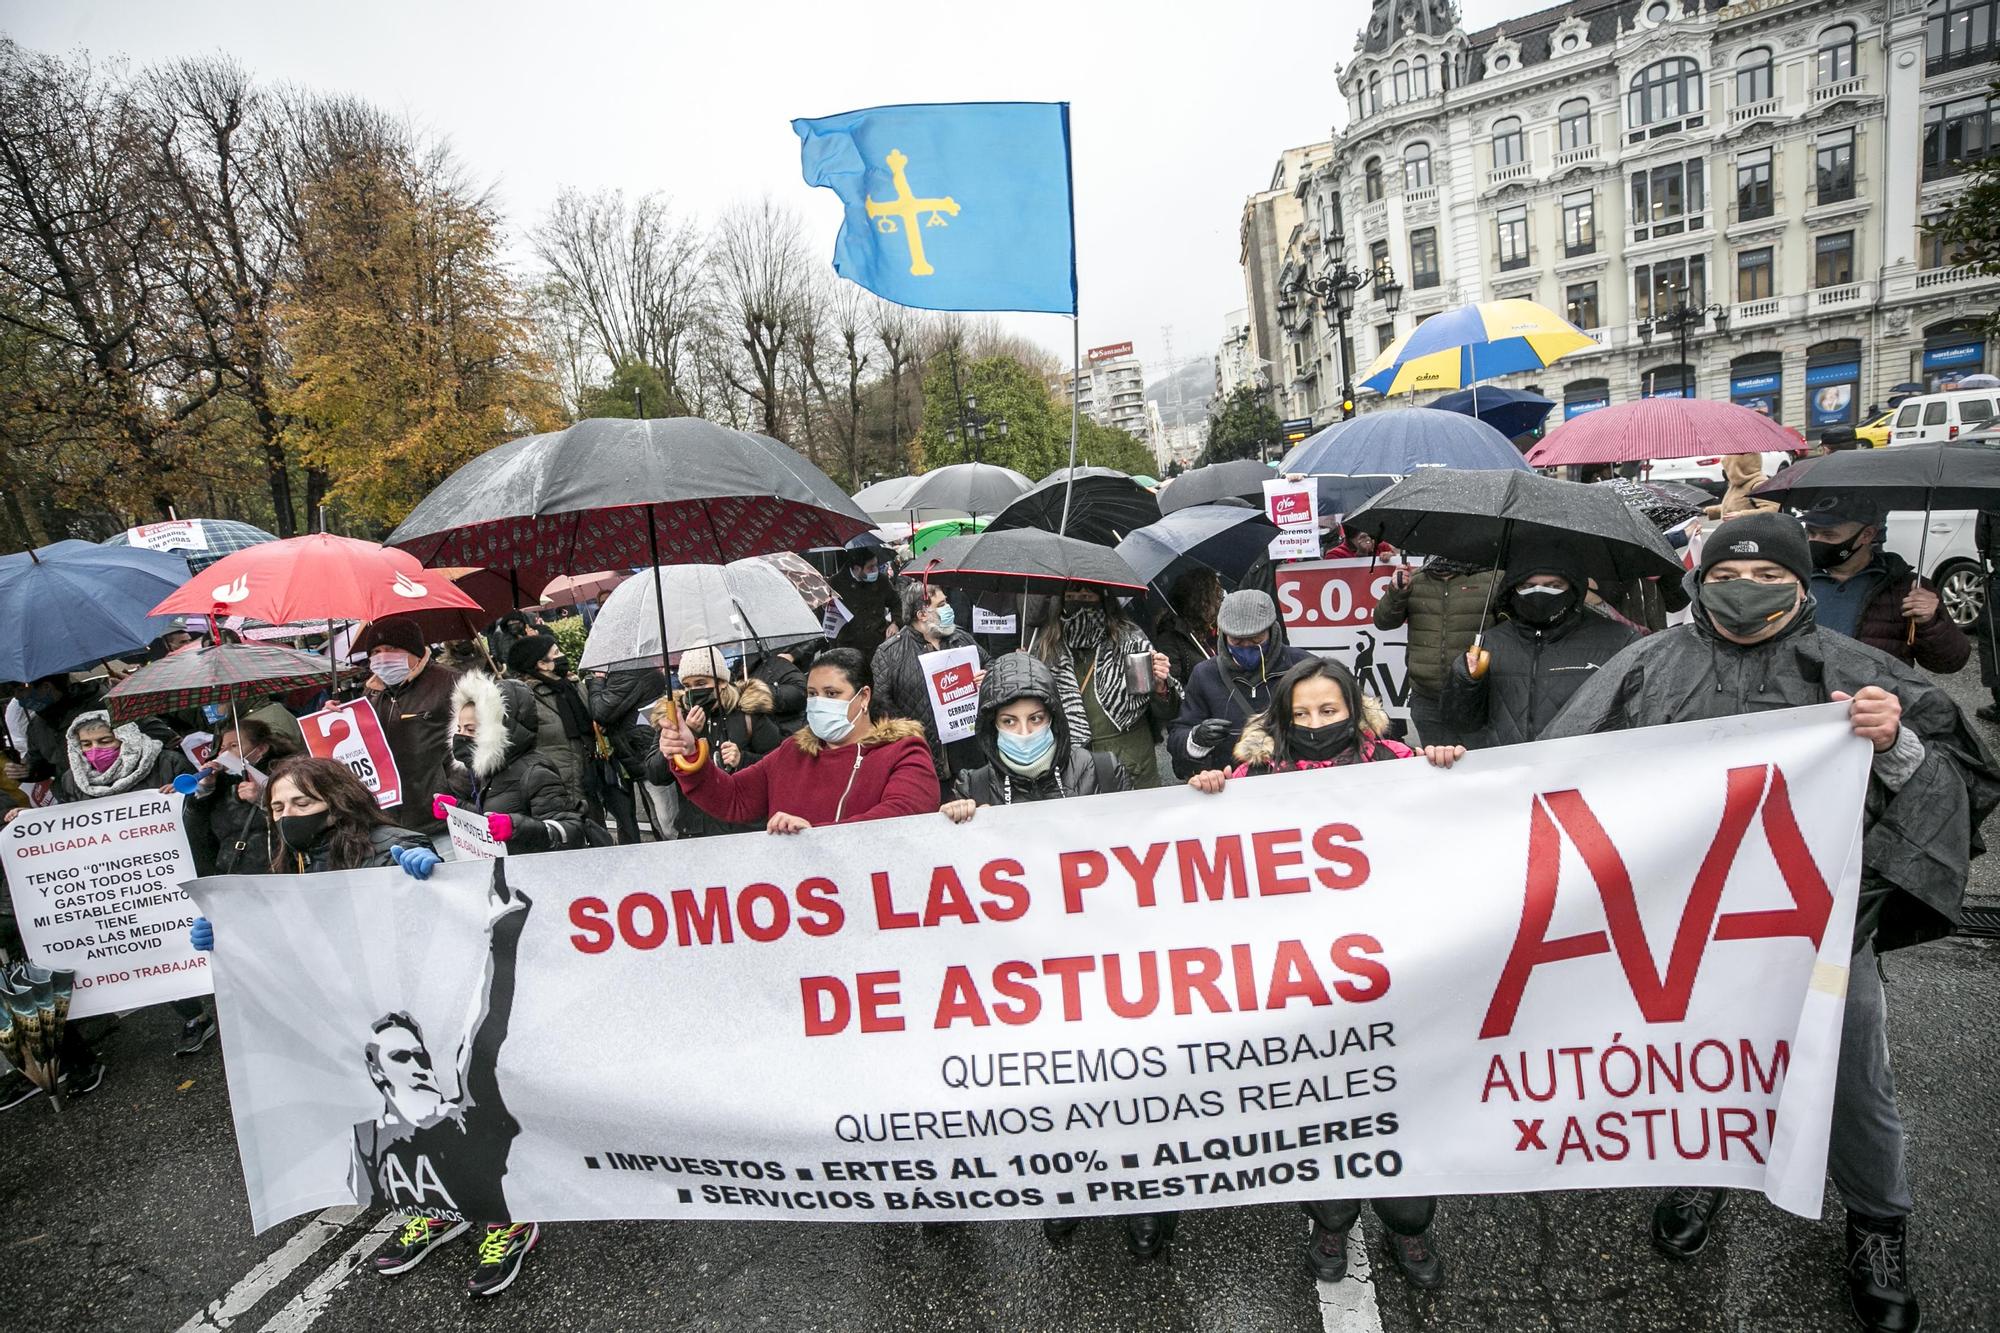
[387,1047,432,1071]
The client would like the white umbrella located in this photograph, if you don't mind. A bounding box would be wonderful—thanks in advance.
[578,560,824,673]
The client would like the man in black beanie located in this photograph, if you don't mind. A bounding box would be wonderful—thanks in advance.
[1545,509,2000,1333]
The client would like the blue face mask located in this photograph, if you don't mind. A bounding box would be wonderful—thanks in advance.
[932,605,955,633]
[992,716,1056,768]
[806,695,859,744]
[856,566,880,583]
[1226,641,1265,671]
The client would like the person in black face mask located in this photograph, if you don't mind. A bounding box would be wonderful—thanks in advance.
[1545,509,2000,1333]
[504,634,593,810]
[1800,494,1969,673]
[1188,656,1461,1291]
[1438,549,1639,750]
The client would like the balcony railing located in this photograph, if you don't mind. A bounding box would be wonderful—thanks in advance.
[1812,76,1867,105]
[1915,264,1978,290]
[1813,283,1863,308]
[1731,96,1783,126]
[1733,298,1784,324]
[1552,144,1601,169]
[1404,185,1438,205]
[1488,161,1534,188]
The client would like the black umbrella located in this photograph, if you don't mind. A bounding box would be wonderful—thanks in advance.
[1158,459,1275,514]
[1115,504,1279,600]
[1349,470,1683,650]
[894,463,1032,517]
[905,528,1149,596]
[988,467,1161,546]
[1593,477,1704,531]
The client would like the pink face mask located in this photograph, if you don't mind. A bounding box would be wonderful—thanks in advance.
[83,745,122,773]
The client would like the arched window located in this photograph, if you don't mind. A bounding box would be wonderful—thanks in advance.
[1558,98,1592,150]
[1492,115,1526,167]
[1368,71,1383,113]
[1404,142,1433,190]
[1628,57,1704,128]
[1818,23,1857,83]
[1735,47,1773,104]
[1412,55,1431,97]
[1364,156,1384,202]
[1393,60,1412,103]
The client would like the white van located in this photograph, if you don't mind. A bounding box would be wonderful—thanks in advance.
[1887,388,2000,445]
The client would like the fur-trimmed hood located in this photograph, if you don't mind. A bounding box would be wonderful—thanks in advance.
[646,677,776,729]
[789,715,927,757]
[447,671,539,778]
[1232,694,1391,766]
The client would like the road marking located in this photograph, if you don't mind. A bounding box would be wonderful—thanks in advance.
[256,1211,401,1333]
[1317,1223,1386,1333]
[173,1207,364,1333]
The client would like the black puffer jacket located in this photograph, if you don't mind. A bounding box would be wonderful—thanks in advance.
[828,568,902,654]
[299,823,433,875]
[589,666,666,780]
[1440,600,1638,748]
[441,672,588,852]
[952,653,1129,805]
[641,679,786,837]
[873,624,990,781]
[1546,589,2000,953]
[750,652,808,734]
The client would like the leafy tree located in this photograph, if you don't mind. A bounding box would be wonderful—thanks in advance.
[1924,78,2000,334]
[918,354,1067,476]
[1075,418,1156,475]
[1201,383,1279,465]
[578,359,676,419]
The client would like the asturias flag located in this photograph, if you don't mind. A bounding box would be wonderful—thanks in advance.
[792,102,1075,315]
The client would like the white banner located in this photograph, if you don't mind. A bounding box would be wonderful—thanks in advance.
[972,606,1017,636]
[918,645,982,744]
[446,804,507,861]
[191,707,1864,1233]
[125,519,209,553]
[3,791,210,1018]
[1275,558,1413,720]
[1263,478,1320,562]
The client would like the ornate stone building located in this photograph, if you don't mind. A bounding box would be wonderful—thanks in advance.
[1254,0,1999,435]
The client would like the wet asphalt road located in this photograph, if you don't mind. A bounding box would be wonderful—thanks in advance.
[2,672,1997,1333]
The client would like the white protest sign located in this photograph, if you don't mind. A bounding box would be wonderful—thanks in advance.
[125,519,209,553]
[2,791,210,1018]
[446,803,507,861]
[193,706,1862,1233]
[1263,477,1320,562]
[972,606,1017,636]
[821,597,854,639]
[1275,557,1413,719]
[918,645,982,743]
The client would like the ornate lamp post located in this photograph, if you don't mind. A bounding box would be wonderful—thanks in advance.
[1636,281,1728,398]
[1297,230,1403,419]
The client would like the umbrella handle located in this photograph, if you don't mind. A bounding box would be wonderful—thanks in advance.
[657,697,711,773]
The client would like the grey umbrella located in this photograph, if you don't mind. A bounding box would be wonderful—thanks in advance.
[578,560,824,672]
[1157,459,1276,514]
[894,463,1032,517]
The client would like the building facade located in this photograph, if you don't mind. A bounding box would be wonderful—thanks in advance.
[1239,142,1336,420]
[1215,308,1258,398]
[1057,347,1151,438]
[1255,0,1999,435]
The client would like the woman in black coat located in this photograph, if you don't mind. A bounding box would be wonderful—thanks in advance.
[437,672,589,851]
[640,647,784,838]
[183,719,297,877]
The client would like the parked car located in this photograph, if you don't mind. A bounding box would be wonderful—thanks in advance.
[1886,388,2000,446]
[1641,450,1800,495]
[1855,409,1896,447]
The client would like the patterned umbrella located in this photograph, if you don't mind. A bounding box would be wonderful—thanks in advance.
[105,640,352,724]
[1362,299,1595,396]
[104,519,277,573]
[742,551,834,609]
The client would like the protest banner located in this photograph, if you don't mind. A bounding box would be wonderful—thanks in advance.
[3,791,209,1019]
[298,699,404,810]
[124,519,210,553]
[1275,557,1412,718]
[190,706,1863,1234]
[446,803,507,861]
[821,598,854,639]
[972,606,1017,636]
[919,645,983,743]
[1262,478,1319,562]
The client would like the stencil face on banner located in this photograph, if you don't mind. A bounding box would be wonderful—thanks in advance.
[193,707,1867,1233]
[1276,558,1412,719]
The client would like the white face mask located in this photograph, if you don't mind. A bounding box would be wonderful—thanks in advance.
[806,695,858,744]
[370,650,413,686]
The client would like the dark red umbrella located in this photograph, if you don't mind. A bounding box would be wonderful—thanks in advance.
[1526,398,1806,467]
[105,640,357,724]
[149,534,483,625]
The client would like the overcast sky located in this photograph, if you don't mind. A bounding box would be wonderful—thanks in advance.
[10,0,1519,380]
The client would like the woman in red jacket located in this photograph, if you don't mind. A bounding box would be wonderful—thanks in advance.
[654,647,940,830]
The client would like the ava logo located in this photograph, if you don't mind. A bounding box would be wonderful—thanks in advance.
[390,571,428,599]
[211,574,251,604]
[1480,763,1832,1039]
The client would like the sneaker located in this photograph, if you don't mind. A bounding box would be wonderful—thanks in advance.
[1845,1213,1921,1333]
[373,1215,469,1276]
[60,1062,105,1096]
[0,1070,43,1111]
[1387,1229,1445,1290]
[467,1222,539,1297]
[175,1014,218,1057]
[1651,1187,1728,1260]
[1305,1222,1350,1283]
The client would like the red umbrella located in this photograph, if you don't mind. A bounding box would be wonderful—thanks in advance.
[149,534,482,624]
[1526,398,1808,467]
[540,570,632,609]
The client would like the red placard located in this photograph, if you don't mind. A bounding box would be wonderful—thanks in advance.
[931,662,978,705]
[298,698,405,809]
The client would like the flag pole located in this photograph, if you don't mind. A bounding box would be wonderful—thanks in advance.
[1060,316,1080,535]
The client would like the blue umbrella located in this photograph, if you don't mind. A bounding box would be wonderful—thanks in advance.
[0,540,192,681]
[1425,389,1554,441]
[1280,409,1529,475]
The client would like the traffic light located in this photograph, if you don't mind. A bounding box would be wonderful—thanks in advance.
[1341,397,1356,419]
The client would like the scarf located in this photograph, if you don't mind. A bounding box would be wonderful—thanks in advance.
[540,676,593,743]
[1062,608,1147,734]
[64,710,163,798]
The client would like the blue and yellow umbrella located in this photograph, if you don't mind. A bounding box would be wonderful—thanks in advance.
[1362,299,1595,396]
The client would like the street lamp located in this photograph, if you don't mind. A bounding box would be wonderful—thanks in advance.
[1635,281,1728,398]
[943,390,1008,461]
[1296,233,1403,419]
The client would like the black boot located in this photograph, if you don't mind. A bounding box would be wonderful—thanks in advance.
[1845,1213,1920,1333]
[1386,1229,1444,1290]
[1124,1212,1176,1263]
[1650,1187,1728,1259]
[1304,1221,1349,1282]
[1041,1217,1080,1248]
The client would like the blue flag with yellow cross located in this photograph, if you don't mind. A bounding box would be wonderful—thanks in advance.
[792,102,1076,315]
